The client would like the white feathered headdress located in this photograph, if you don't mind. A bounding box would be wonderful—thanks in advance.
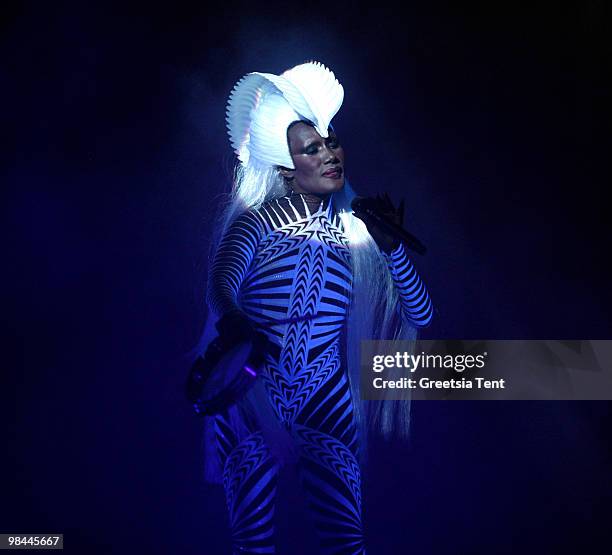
[225,61,344,169]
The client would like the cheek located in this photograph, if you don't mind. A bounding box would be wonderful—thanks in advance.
[294,158,320,179]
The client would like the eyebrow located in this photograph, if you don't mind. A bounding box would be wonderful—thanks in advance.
[303,135,338,148]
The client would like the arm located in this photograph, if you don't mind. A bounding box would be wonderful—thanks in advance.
[207,209,263,318]
[352,193,433,328]
[186,209,265,407]
[381,242,433,327]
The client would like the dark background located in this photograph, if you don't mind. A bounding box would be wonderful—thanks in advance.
[3,1,611,553]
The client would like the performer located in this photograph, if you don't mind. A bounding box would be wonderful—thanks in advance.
[201,61,433,554]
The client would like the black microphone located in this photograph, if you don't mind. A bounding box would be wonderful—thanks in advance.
[351,196,427,255]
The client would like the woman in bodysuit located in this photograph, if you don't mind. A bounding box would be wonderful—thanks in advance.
[202,61,433,554]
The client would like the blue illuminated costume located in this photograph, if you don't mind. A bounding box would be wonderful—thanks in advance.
[207,191,432,554]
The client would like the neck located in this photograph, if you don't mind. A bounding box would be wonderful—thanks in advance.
[289,190,331,209]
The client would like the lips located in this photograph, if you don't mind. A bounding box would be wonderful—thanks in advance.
[322,167,343,178]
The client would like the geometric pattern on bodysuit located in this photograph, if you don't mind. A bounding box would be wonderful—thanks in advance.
[208,193,433,554]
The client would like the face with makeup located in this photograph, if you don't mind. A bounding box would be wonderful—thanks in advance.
[279,121,345,195]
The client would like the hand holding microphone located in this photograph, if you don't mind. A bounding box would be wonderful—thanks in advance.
[351,193,427,255]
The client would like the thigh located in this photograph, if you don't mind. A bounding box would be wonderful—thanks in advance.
[215,410,279,554]
[293,366,360,457]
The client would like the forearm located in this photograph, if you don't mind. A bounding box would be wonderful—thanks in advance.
[382,242,433,327]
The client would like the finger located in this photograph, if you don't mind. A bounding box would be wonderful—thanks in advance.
[352,210,371,227]
[373,193,386,213]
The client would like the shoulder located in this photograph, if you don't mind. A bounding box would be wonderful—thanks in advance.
[223,208,265,240]
[228,195,304,236]
[251,196,304,228]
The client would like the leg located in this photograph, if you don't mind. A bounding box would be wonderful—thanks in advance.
[215,413,279,554]
[293,370,366,554]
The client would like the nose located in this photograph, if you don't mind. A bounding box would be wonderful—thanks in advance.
[322,144,339,165]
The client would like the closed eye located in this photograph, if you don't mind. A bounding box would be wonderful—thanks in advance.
[302,136,340,155]
[303,142,321,155]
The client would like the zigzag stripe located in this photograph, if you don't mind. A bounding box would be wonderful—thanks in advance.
[294,425,362,510]
[222,432,270,508]
[215,429,278,553]
[265,342,340,424]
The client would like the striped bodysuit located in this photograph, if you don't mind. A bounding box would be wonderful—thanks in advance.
[207,192,433,554]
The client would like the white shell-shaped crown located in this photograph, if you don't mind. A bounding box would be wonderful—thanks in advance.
[226,61,344,169]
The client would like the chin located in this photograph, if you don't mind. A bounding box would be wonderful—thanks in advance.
[320,178,345,193]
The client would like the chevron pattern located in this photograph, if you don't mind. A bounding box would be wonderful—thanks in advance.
[209,192,431,553]
[216,425,278,554]
[294,423,365,554]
